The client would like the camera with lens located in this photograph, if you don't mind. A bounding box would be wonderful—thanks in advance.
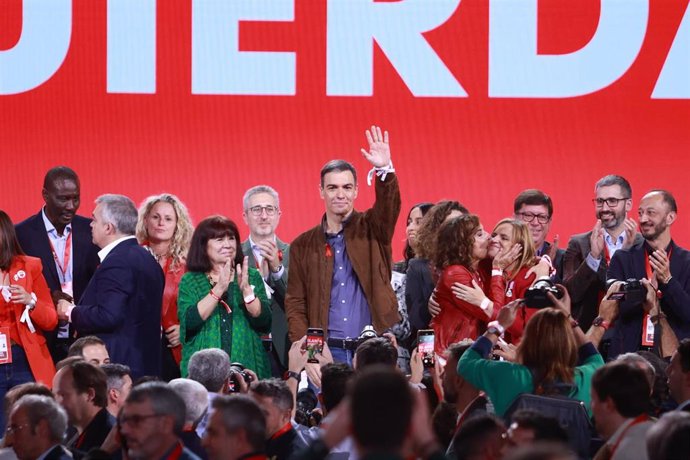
[294,388,323,428]
[606,278,646,304]
[524,276,564,309]
[227,362,253,393]
[357,324,378,347]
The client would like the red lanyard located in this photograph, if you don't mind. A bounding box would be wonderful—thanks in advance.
[163,442,184,460]
[48,231,72,279]
[270,422,292,440]
[609,414,649,457]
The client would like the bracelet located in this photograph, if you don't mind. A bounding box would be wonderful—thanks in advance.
[479,297,491,311]
[663,275,672,285]
[209,290,231,313]
[487,320,505,336]
[244,293,256,304]
[491,269,503,277]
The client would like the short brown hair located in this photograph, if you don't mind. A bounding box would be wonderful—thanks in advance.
[513,189,553,217]
[433,214,480,270]
[62,361,108,408]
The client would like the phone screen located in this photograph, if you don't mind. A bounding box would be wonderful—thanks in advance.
[418,329,435,368]
[306,329,324,363]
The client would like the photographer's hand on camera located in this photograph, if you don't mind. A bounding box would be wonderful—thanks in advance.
[493,340,517,362]
[599,281,623,321]
[545,284,571,317]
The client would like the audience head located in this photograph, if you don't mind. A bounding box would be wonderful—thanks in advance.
[403,202,434,261]
[616,352,655,394]
[101,363,133,417]
[591,361,651,439]
[504,410,569,450]
[169,378,209,428]
[0,210,25,271]
[119,382,186,460]
[320,363,355,413]
[188,348,232,393]
[433,214,488,270]
[639,189,677,242]
[67,336,110,366]
[441,340,477,406]
[351,365,413,454]
[488,218,536,272]
[503,443,577,460]
[354,337,398,370]
[203,395,266,460]
[3,383,53,425]
[415,200,469,260]
[42,166,80,231]
[52,360,107,427]
[249,379,293,438]
[593,175,632,230]
[452,414,506,460]
[666,338,690,405]
[91,194,138,247]
[646,411,690,460]
[6,395,68,460]
[513,189,553,250]
[517,308,577,391]
[242,185,282,240]
[136,193,193,267]
[186,216,244,272]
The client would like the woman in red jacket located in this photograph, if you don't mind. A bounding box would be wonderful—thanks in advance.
[430,214,505,355]
[0,210,57,428]
[136,194,193,381]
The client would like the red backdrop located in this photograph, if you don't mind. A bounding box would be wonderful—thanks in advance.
[2,0,689,257]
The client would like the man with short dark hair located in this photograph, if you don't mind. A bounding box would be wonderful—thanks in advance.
[353,337,397,370]
[250,379,306,460]
[286,126,401,364]
[119,382,200,460]
[67,336,110,366]
[666,338,690,411]
[503,410,569,451]
[101,363,132,418]
[52,360,114,458]
[15,166,100,363]
[591,361,654,459]
[607,189,690,358]
[56,194,165,378]
[202,395,268,460]
[513,189,564,279]
[452,414,506,460]
[6,394,71,460]
[563,175,642,330]
[242,185,291,375]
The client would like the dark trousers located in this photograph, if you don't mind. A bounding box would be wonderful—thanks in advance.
[0,345,35,430]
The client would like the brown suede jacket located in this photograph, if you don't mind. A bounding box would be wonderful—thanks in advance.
[285,173,402,341]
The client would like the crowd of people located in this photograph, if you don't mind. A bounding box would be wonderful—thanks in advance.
[1,125,689,460]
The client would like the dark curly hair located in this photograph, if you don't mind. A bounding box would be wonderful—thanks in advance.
[433,214,480,270]
[415,200,469,260]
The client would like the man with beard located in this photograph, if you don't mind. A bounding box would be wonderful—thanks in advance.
[607,190,690,358]
[563,175,642,330]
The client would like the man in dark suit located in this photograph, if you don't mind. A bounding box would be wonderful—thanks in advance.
[607,190,690,358]
[513,189,565,280]
[57,194,164,378]
[241,185,290,376]
[667,339,690,411]
[15,166,100,363]
[563,175,642,331]
[6,394,72,460]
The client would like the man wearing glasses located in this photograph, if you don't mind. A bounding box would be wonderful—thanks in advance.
[563,175,641,331]
[242,185,290,376]
[513,189,564,280]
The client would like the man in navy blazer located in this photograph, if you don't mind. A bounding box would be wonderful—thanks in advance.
[15,166,100,363]
[607,190,690,359]
[57,194,164,378]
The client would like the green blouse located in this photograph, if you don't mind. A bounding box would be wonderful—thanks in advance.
[178,268,272,379]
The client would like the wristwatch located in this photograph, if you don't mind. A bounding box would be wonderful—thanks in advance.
[592,316,610,331]
[486,321,505,336]
[283,370,301,383]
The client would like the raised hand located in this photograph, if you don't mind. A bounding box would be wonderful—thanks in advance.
[621,218,638,250]
[215,260,233,294]
[493,243,522,270]
[361,125,391,168]
[589,220,605,259]
[236,256,251,295]
[497,300,521,329]
[547,234,560,261]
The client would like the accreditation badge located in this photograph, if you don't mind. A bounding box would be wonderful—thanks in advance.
[0,327,13,364]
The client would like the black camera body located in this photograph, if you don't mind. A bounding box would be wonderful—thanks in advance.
[227,362,253,393]
[607,278,646,304]
[524,277,563,309]
[295,388,322,428]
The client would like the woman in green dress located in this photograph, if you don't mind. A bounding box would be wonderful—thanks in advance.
[178,215,272,378]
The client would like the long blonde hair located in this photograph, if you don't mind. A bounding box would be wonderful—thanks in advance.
[136,193,193,270]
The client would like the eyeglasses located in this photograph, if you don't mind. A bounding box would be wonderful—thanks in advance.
[5,423,31,435]
[592,197,629,208]
[248,205,278,216]
[516,212,550,224]
[118,413,163,427]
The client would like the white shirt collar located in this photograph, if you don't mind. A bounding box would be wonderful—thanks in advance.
[41,207,72,237]
[98,235,137,262]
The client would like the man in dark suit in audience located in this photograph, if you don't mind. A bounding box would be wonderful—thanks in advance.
[563,175,642,331]
[57,194,164,378]
[15,166,100,363]
[6,394,72,460]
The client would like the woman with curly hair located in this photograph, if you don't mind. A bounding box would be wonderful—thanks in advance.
[136,193,193,380]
